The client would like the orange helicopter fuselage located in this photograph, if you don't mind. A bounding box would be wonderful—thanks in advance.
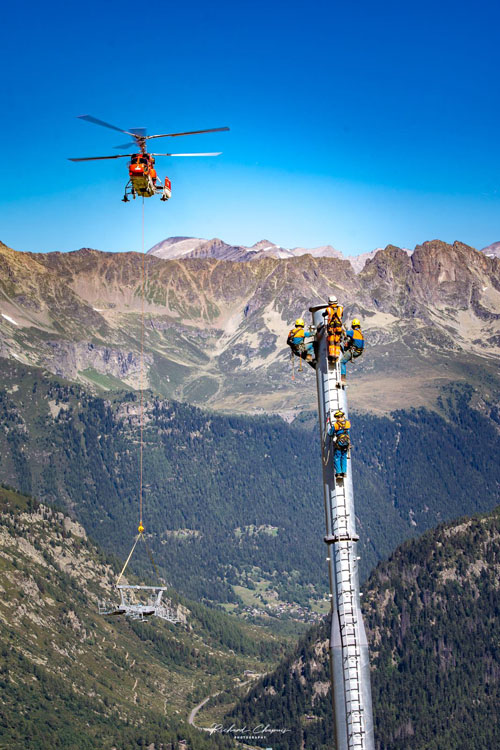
[128,153,158,196]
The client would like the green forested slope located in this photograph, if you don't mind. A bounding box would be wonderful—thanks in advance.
[0,361,499,612]
[221,507,500,750]
[0,486,283,750]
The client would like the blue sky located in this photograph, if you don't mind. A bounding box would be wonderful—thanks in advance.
[1,0,498,255]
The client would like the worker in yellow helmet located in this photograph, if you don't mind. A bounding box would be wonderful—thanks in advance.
[325,295,344,364]
[340,318,364,383]
[327,409,351,478]
[287,317,316,367]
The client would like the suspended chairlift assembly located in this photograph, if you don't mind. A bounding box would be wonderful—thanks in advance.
[98,528,181,623]
[99,585,180,623]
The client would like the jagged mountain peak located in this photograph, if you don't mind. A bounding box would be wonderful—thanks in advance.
[249,239,279,251]
[147,236,208,259]
[71,247,103,256]
[1,238,499,415]
[359,243,413,277]
[415,238,476,254]
[183,237,251,261]
[374,243,411,260]
[146,235,498,272]
[412,238,492,279]
[146,235,420,270]
[161,235,196,245]
[291,244,343,259]
[148,236,350,266]
[481,241,500,258]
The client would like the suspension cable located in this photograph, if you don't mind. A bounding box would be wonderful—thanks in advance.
[139,197,145,533]
[116,533,141,585]
[113,197,164,589]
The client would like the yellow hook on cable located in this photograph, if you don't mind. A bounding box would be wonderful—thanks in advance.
[138,522,144,534]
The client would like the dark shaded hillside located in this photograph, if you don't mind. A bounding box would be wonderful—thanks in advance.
[351,384,500,543]
[222,507,500,750]
[0,486,283,750]
[0,361,499,612]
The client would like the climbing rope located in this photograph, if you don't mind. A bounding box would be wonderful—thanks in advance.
[323,345,339,467]
[323,414,333,467]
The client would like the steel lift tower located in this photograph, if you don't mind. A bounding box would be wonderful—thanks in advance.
[310,305,375,750]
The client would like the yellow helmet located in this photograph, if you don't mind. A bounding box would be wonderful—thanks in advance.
[351,318,361,327]
[295,318,305,327]
[334,409,344,418]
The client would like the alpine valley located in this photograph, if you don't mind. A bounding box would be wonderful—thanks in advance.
[213,506,500,750]
[0,236,499,749]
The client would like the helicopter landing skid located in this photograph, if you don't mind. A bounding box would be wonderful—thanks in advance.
[122,180,135,202]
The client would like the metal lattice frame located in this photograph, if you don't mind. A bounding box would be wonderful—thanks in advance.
[99,585,181,623]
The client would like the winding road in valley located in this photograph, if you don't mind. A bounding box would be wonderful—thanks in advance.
[188,692,220,731]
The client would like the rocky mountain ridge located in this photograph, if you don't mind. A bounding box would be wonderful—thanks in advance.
[0,238,499,415]
[148,236,376,269]
[148,235,499,269]
[481,241,500,259]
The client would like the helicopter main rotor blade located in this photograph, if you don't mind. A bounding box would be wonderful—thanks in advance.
[113,142,138,149]
[146,127,230,140]
[113,128,147,149]
[150,152,222,157]
[68,154,133,161]
[77,115,137,138]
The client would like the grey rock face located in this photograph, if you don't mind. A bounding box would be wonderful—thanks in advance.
[1,238,499,413]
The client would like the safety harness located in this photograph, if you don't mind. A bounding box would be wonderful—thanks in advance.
[334,419,350,450]
[336,431,350,449]
[344,328,364,358]
[327,306,343,331]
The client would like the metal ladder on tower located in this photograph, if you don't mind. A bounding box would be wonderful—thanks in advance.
[324,359,366,749]
[336,541,365,747]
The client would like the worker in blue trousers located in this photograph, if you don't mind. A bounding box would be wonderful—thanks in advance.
[287,318,316,366]
[340,318,364,383]
[328,409,351,478]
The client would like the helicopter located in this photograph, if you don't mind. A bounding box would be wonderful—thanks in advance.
[69,115,229,202]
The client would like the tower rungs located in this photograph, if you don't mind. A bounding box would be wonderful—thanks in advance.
[325,535,357,544]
